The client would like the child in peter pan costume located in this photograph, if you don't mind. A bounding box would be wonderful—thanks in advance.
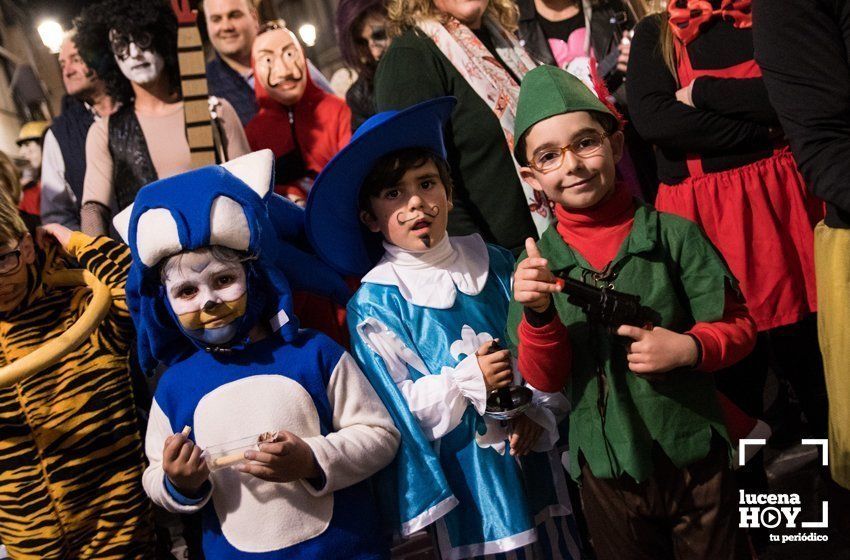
[113,149,400,559]
[306,98,581,560]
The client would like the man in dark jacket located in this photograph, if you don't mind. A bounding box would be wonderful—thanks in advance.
[40,31,115,229]
[203,0,261,126]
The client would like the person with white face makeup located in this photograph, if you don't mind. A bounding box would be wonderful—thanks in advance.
[109,29,165,85]
[161,248,250,346]
[115,150,399,559]
[14,121,50,231]
[75,0,250,238]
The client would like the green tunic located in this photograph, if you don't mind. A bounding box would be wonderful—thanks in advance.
[507,201,735,483]
[374,28,537,254]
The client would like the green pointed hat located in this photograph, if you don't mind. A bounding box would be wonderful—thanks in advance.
[514,65,616,163]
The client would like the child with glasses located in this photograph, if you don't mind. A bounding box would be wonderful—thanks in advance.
[507,66,757,559]
[0,188,155,558]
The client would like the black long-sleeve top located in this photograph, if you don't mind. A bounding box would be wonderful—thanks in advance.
[627,14,778,185]
[753,0,850,228]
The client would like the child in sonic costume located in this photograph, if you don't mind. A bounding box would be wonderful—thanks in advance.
[306,98,581,560]
[114,150,400,559]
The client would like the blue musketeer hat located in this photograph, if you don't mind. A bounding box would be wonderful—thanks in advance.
[306,97,457,276]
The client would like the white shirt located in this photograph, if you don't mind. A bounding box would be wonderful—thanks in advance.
[39,104,101,229]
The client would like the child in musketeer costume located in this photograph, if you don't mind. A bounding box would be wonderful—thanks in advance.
[113,149,400,559]
[306,98,581,559]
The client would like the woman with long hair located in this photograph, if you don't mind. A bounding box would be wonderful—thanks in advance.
[336,0,392,131]
[626,3,829,532]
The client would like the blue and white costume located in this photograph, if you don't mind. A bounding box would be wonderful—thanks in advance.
[115,150,400,559]
[348,235,578,560]
[305,98,580,560]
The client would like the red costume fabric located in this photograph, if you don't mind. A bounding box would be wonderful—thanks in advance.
[554,184,635,272]
[655,36,822,332]
[245,70,353,347]
[245,71,352,199]
[667,0,753,45]
[18,180,41,217]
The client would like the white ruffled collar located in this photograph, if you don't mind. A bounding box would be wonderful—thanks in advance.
[361,234,490,309]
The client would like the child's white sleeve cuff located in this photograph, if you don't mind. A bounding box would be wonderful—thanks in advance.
[142,400,213,513]
[442,353,488,415]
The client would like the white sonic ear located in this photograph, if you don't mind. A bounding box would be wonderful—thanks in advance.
[112,203,134,243]
[209,196,250,251]
[136,208,183,267]
[220,149,274,198]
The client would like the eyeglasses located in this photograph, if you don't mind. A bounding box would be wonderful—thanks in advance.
[528,131,611,173]
[108,29,153,60]
[0,240,23,276]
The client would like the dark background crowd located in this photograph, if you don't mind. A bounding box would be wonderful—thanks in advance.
[1,0,849,558]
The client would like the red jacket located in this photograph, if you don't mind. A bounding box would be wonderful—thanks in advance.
[245,70,351,199]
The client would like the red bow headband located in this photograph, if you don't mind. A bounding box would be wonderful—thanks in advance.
[667,0,752,45]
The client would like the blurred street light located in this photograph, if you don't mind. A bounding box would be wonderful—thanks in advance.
[298,23,317,47]
[38,20,64,54]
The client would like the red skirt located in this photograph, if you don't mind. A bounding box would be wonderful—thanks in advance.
[655,148,822,331]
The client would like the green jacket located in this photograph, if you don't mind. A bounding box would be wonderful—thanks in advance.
[374,28,537,254]
[507,201,734,483]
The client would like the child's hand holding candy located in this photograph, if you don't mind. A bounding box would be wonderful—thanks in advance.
[163,426,210,496]
[239,431,321,484]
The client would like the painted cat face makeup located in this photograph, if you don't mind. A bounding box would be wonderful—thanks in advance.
[163,250,248,345]
[110,28,164,85]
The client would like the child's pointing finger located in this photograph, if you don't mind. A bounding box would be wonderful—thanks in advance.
[519,257,549,270]
[525,237,543,259]
[616,325,648,341]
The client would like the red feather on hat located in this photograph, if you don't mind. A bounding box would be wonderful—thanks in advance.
[588,56,626,131]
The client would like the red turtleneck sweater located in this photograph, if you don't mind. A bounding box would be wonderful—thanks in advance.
[518,186,756,394]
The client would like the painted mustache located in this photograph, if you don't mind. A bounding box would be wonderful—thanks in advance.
[396,205,440,226]
[176,293,248,331]
[266,66,303,89]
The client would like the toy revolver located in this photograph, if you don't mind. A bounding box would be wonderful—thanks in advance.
[554,271,660,331]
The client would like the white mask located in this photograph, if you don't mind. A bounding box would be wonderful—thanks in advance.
[114,43,165,85]
[163,251,248,346]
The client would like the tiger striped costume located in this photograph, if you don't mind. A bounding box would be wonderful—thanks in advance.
[0,233,154,559]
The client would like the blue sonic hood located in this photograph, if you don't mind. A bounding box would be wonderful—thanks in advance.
[114,150,351,372]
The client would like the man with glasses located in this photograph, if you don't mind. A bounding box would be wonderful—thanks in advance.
[75,0,250,238]
[0,188,155,558]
